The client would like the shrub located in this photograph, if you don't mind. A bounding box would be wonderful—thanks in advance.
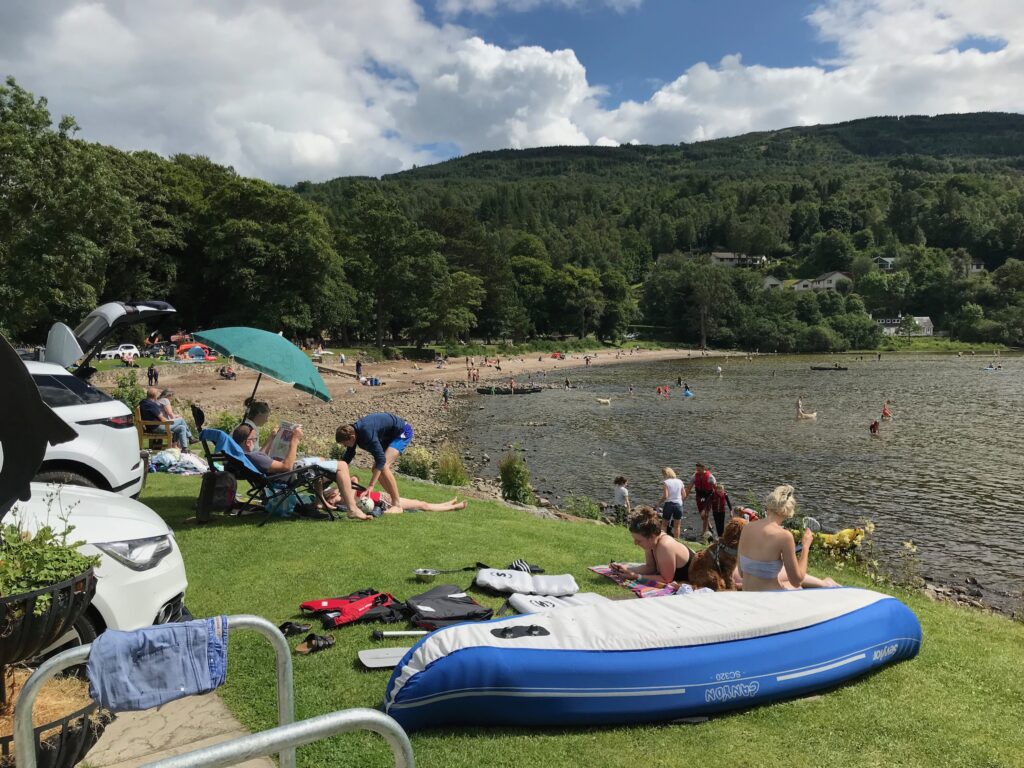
[398,445,433,480]
[112,370,145,411]
[563,494,602,520]
[328,441,347,461]
[498,445,535,504]
[433,442,468,486]
[210,410,239,433]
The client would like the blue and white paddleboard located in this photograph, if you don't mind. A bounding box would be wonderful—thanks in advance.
[384,588,921,731]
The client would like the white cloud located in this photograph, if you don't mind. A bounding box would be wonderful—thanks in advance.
[0,0,1022,183]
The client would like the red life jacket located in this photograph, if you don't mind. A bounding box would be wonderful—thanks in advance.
[693,470,715,493]
[300,589,403,628]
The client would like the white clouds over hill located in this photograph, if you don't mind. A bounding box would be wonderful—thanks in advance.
[1,0,1021,182]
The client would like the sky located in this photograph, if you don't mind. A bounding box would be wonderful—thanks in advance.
[0,1,1021,184]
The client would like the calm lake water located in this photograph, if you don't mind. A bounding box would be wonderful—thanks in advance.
[460,353,1024,612]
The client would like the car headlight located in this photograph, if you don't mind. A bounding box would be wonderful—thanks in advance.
[95,535,173,571]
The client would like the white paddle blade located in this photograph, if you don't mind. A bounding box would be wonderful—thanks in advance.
[359,647,411,669]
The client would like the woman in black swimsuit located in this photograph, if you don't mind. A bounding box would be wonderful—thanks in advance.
[610,506,694,584]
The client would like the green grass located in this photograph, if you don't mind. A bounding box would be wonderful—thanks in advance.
[849,338,1011,354]
[142,474,1024,768]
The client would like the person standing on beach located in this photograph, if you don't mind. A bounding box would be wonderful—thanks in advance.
[442,384,450,407]
[355,358,363,378]
[612,476,631,520]
[685,462,718,540]
[659,467,686,539]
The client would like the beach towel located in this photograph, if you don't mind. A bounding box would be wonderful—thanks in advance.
[589,565,712,599]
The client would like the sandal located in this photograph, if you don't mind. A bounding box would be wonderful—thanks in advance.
[278,621,312,637]
[295,633,335,655]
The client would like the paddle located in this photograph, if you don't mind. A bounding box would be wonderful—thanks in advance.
[358,647,411,669]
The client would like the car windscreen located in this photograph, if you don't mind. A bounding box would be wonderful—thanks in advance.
[32,374,115,408]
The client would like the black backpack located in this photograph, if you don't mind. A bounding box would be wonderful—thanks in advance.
[406,584,494,630]
[197,470,237,522]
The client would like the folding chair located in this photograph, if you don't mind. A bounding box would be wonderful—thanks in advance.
[190,405,337,525]
[14,616,415,768]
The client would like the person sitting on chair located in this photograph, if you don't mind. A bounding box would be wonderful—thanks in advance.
[141,387,191,449]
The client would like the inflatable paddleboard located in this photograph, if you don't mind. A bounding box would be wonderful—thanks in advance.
[384,588,920,732]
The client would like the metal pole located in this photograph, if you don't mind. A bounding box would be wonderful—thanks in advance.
[13,645,91,768]
[13,616,298,768]
[142,709,414,768]
[243,372,262,421]
[225,615,295,768]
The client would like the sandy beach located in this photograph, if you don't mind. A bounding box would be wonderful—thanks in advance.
[95,347,727,465]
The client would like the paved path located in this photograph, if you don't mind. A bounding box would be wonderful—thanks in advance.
[86,693,274,768]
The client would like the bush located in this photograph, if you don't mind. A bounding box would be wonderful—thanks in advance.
[210,410,240,433]
[563,494,601,520]
[433,442,468,486]
[397,445,433,480]
[498,445,535,504]
[112,370,145,411]
[328,441,347,461]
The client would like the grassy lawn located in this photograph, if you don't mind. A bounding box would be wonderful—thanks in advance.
[142,474,1024,768]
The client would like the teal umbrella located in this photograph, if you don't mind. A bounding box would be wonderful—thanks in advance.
[192,327,332,404]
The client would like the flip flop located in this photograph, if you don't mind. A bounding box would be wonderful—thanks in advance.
[295,633,335,655]
[278,621,312,637]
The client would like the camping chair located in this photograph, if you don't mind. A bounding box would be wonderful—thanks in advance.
[191,407,336,525]
[15,616,415,768]
[134,406,175,452]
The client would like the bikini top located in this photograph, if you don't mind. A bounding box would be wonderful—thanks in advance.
[739,554,783,579]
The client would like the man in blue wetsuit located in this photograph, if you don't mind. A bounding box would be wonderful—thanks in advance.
[335,412,413,511]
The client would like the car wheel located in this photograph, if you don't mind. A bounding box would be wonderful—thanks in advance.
[34,470,99,489]
[35,612,100,663]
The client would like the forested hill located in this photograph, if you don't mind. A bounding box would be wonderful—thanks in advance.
[379,113,1024,183]
[3,72,1023,351]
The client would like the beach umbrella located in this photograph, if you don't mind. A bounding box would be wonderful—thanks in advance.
[192,327,332,405]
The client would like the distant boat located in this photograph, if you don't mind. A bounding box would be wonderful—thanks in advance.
[810,365,848,371]
[477,386,544,395]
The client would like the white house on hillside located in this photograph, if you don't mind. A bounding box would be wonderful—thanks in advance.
[813,271,853,291]
[970,259,987,274]
[873,255,897,272]
[763,275,784,290]
[709,251,768,268]
[792,278,815,292]
[875,315,934,337]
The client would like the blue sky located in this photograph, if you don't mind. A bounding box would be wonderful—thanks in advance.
[428,0,838,105]
[1,0,1021,182]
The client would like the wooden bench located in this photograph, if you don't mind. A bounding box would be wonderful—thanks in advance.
[134,406,176,451]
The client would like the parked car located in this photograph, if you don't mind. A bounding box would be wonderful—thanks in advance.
[26,360,147,496]
[14,483,189,656]
[97,344,141,360]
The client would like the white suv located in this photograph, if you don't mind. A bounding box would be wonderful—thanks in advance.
[27,360,146,496]
[14,483,189,654]
[98,344,141,360]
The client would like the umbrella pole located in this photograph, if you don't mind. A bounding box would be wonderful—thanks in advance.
[243,372,263,420]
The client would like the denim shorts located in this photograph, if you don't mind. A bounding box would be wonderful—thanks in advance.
[661,501,684,521]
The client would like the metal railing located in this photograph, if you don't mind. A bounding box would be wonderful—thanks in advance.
[13,614,414,768]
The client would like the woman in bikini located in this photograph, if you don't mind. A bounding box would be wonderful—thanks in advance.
[737,485,837,591]
[320,473,466,520]
[610,506,693,585]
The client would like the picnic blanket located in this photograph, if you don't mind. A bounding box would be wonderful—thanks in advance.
[589,564,711,599]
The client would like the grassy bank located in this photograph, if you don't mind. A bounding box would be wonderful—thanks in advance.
[850,338,1012,354]
[143,474,1024,768]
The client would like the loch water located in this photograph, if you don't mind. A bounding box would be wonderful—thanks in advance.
[461,353,1024,612]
